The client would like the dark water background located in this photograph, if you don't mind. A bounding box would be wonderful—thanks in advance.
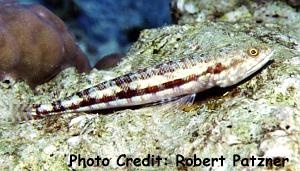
[17,0,172,65]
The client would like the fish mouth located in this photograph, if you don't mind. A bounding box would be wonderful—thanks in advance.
[245,49,274,77]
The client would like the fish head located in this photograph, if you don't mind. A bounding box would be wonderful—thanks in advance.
[214,44,274,87]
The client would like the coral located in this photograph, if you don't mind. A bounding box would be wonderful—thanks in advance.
[94,53,125,70]
[0,1,90,87]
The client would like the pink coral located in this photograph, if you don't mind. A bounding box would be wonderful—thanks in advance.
[0,1,90,87]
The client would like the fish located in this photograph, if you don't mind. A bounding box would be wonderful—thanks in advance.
[26,44,274,119]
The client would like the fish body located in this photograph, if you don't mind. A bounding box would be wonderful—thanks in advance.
[30,45,273,118]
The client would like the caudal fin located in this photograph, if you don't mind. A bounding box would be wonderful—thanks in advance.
[0,100,34,123]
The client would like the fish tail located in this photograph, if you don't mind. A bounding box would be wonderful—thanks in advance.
[0,103,35,123]
[17,104,35,122]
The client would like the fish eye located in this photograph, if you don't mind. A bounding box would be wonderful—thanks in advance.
[247,48,259,57]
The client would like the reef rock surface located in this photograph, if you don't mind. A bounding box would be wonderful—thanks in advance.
[0,1,299,170]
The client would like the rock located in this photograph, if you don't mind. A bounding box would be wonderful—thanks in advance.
[171,0,300,28]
